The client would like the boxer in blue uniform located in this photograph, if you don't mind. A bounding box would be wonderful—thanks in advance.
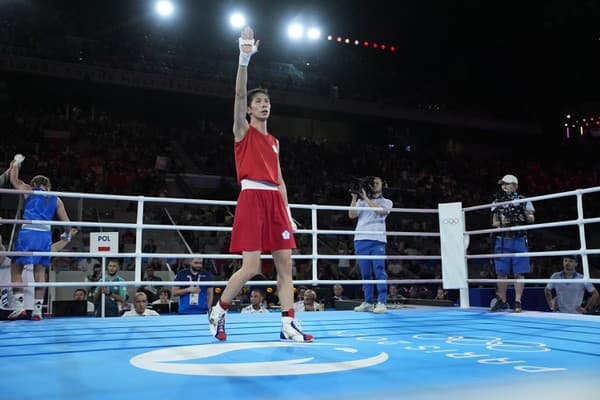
[8,160,71,320]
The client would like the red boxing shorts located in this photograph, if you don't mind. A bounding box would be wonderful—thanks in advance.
[229,189,296,253]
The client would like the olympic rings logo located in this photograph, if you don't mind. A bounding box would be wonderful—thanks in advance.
[442,218,460,225]
[412,334,550,353]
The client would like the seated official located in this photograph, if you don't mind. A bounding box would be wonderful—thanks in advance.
[545,255,599,314]
[122,292,159,317]
[151,288,173,305]
[293,289,323,312]
[73,288,95,314]
[241,289,269,314]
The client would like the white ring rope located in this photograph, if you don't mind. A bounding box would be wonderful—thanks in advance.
[0,186,599,293]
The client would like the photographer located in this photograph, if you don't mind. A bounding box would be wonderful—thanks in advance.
[490,174,535,313]
[349,176,393,314]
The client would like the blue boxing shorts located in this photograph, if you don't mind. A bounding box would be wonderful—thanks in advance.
[494,236,530,276]
[15,229,52,266]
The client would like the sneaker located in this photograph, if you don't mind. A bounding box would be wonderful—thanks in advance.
[490,298,507,312]
[513,301,522,313]
[373,302,387,314]
[354,302,374,312]
[208,304,227,341]
[280,316,314,342]
[7,308,27,320]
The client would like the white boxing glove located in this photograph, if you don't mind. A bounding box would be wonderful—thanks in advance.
[13,153,25,167]
[239,38,258,66]
[60,231,72,242]
[287,207,297,232]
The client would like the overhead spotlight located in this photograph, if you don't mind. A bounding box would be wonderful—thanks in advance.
[336,36,342,42]
[344,38,350,44]
[390,46,396,52]
[566,114,571,119]
[229,13,246,28]
[307,28,321,40]
[363,41,369,47]
[354,40,359,45]
[288,23,304,40]
[155,0,174,17]
[373,43,379,48]
[327,35,333,41]
[381,44,386,50]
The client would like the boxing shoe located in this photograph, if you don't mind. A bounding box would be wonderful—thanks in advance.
[208,303,227,341]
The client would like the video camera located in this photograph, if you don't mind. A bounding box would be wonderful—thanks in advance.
[494,190,527,226]
[348,176,376,197]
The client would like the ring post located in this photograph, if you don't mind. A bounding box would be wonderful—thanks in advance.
[438,202,469,308]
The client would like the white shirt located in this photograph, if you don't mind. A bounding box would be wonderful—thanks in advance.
[77,258,100,273]
[546,271,596,313]
[354,196,393,243]
[241,304,269,313]
[293,301,322,312]
[151,299,173,305]
[121,309,160,317]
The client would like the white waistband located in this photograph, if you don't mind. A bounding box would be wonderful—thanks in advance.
[22,224,51,232]
[241,179,279,191]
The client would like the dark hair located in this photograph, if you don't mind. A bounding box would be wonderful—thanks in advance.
[74,288,87,296]
[247,88,269,107]
[159,288,171,298]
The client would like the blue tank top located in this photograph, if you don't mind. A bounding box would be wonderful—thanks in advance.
[23,187,58,222]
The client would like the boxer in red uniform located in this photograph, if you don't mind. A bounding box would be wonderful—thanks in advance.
[208,26,313,342]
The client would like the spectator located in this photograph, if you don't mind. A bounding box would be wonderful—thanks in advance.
[93,259,127,317]
[241,289,269,313]
[388,284,404,304]
[73,288,95,314]
[294,289,323,312]
[122,292,159,317]
[151,288,173,305]
[545,256,599,314]
[77,257,100,273]
[435,287,448,301]
[332,284,347,301]
[142,239,157,253]
[137,264,163,302]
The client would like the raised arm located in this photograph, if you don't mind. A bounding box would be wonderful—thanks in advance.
[9,161,30,191]
[233,26,259,142]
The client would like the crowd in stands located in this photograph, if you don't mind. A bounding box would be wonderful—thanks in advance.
[0,108,170,196]
[2,104,599,292]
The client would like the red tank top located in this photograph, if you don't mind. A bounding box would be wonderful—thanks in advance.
[234,125,280,185]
